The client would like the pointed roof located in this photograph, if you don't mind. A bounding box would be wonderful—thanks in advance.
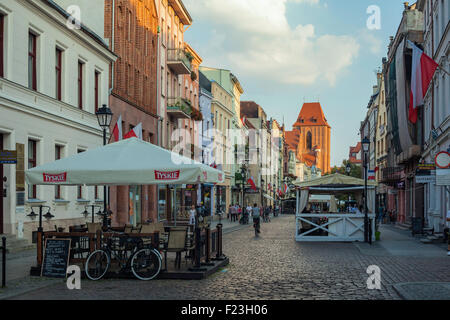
[293,102,330,128]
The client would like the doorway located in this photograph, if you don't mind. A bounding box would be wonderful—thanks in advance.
[129,186,141,226]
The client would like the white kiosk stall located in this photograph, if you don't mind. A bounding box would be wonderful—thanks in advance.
[295,174,377,242]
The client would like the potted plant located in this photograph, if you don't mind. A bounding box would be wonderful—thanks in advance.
[185,51,194,62]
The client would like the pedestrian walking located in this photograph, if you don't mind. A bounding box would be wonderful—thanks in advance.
[189,205,196,226]
[231,204,237,222]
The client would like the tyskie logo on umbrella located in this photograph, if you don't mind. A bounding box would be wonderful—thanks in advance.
[43,172,67,183]
[155,170,180,180]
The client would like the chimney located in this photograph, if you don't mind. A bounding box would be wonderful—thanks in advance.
[404,2,409,10]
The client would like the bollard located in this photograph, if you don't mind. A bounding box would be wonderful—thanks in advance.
[201,228,214,267]
[2,237,6,288]
[188,226,207,272]
[214,224,226,261]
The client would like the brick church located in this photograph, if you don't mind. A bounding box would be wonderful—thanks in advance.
[286,102,331,174]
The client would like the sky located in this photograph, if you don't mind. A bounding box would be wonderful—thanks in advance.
[183,0,407,167]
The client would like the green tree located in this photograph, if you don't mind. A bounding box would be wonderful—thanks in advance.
[330,160,362,179]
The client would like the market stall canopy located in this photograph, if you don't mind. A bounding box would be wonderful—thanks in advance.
[26,138,225,186]
[294,173,377,193]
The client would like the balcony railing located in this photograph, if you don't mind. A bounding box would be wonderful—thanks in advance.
[167,97,193,119]
[167,49,192,75]
[381,167,403,183]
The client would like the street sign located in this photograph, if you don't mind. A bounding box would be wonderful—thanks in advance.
[0,150,17,164]
[416,163,436,183]
[416,175,436,183]
[435,151,450,169]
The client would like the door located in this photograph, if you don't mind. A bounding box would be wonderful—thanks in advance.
[0,133,3,233]
[129,186,141,227]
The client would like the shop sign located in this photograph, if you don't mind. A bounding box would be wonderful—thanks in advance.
[396,181,405,189]
[0,150,17,164]
[43,172,67,183]
[154,170,180,180]
[415,175,436,183]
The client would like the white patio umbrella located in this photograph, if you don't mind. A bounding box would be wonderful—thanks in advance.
[25,138,225,186]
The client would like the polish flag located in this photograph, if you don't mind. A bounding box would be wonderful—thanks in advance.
[408,40,439,124]
[112,115,123,142]
[247,176,257,191]
[124,123,143,140]
[283,182,289,194]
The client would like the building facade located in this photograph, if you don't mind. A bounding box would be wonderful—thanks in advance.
[104,0,159,227]
[287,102,331,176]
[0,0,115,239]
[381,2,424,226]
[418,0,449,233]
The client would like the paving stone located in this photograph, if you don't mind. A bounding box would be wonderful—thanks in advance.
[5,215,450,300]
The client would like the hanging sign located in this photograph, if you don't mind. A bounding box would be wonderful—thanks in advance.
[0,150,17,164]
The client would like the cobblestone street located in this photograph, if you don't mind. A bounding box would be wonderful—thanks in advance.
[9,215,450,300]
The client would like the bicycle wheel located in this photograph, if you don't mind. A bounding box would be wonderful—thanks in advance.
[85,249,110,281]
[131,248,162,281]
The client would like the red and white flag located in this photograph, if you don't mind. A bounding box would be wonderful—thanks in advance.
[283,182,289,194]
[112,115,123,142]
[368,170,376,181]
[247,176,257,191]
[124,123,143,140]
[408,40,439,124]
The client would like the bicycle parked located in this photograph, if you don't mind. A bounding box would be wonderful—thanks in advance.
[85,232,162,281]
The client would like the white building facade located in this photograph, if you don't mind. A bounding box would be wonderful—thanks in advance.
[0,0,115,240]
[419,0,450,233]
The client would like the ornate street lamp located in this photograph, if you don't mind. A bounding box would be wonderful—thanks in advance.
[361,137,370,243]
[95,104,113,230]
[28,206,52,233]
[346,163,352,176]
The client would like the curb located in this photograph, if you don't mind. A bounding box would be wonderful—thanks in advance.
[0,277,62,300]
[392,282,450,300]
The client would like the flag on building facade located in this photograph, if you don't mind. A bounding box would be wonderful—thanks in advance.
[407,40,439,124]
[112,115,123,142]
[124,123,143,140]
[247,176,257,191]
[368,170,376,180]
[283,182,289,194]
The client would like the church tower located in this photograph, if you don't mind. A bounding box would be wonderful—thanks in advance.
[292,102,331,174]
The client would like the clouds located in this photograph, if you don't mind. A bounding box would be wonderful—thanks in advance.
[184,0,359,86]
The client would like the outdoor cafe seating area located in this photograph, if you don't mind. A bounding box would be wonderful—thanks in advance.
[31,216,226,279]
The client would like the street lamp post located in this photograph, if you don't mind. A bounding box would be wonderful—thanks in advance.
[362,137,370,243]
[28,206,54,233]
[95,104,113,230]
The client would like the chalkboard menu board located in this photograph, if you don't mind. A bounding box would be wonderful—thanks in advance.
[41,239,71,278]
